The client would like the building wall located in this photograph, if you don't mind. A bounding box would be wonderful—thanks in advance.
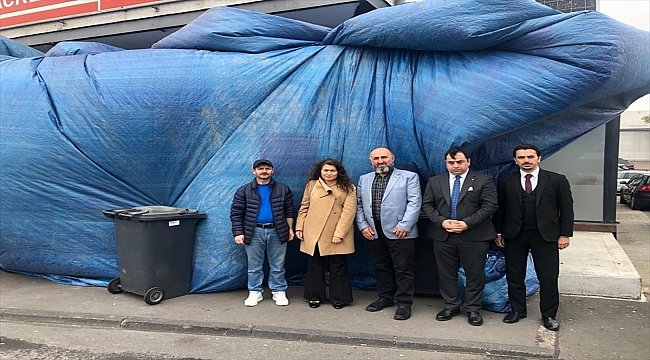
[620,110,650,170]
[536,0,596,12]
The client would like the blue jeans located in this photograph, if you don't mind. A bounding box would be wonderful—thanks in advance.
[244,228,288,292]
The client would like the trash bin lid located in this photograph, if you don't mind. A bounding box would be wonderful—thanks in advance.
[103,206,207,221]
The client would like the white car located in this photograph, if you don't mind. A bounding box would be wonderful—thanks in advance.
[618,170,650,193]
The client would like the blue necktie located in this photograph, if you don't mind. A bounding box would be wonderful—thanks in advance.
[450,175,461,220]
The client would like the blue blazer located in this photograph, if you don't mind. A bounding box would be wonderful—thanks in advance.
[355,168,422,239]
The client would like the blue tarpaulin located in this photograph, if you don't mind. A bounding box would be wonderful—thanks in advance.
[1,0,649,301]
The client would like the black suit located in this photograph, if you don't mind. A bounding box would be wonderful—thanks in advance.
[422,170,497,312]
[493,169,574,318]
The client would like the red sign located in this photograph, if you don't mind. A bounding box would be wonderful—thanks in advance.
[101,0,164,11]
[0,0,171,28]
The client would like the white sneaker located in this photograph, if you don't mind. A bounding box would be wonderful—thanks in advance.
[272,291,289,306]
[244,291,263,307]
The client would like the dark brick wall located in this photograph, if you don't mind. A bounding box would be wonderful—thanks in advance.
[536,0,596,12]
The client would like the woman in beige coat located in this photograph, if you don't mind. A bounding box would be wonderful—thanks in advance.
[295,159,357,309]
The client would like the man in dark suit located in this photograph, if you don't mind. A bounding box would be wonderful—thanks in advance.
[422,147,497,326]
[493,144,574,332]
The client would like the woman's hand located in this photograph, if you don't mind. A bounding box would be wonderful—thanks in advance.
[295,230,303,240]
[332,237,342,244]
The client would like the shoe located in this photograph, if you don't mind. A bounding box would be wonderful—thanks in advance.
[309,301,320,308]
[467,311,483,326]
[244,291,263,307]
[332,302,345,309]
[503,311,527,324]
[543,317,560,331]
[435,308,461,321]
[272,291,289,306]
[394,305,411,320]
[365,299,395,312]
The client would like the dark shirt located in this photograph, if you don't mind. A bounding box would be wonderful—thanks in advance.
[371,170,392,220]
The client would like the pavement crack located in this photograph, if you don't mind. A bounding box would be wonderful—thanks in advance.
[118,317,128,327]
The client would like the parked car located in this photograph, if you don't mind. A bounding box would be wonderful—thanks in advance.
[619,173,650,210]
[618,157,635,170]
[617,170,650,193]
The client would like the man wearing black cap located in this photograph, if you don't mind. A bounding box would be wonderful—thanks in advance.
[231,159,295,307]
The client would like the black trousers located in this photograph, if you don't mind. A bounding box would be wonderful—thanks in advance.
[366,221,415,306]
[505,229,559,318]
[433,234,489,312]
[303,245,353,304]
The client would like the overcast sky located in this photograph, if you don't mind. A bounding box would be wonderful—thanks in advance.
[599,0,650,111]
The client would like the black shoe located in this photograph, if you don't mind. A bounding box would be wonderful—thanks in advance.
[467,311,483,326]
[394,305,411,320]
[543,317,560,331]
[332,302,345,309]
[308,301,320,308]
[436,308,461,321]
[503,311,527,324]
[365,299,395,312]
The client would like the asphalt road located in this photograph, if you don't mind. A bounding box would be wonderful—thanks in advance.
[0,322,510,360]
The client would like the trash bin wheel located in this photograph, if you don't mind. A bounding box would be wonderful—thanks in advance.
[144,287,165,305]
[107,278,123,294]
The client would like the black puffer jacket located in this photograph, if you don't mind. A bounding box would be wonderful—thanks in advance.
[230,178,295,244]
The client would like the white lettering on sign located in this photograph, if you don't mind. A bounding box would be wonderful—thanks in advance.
[0,0,97,24]
[169,220,180,227]
[0,0,38,11]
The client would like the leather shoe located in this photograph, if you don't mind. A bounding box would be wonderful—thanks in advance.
[503,311,527,324]
[543,317,560,331]
[394,305,411,320]
[365,299,395,312]
[436,308,461,321]
[332,302,345,309]
[308,301,320,308]
[467,311,483,326]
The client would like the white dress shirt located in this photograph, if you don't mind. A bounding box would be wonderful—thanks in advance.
[449,171,468,193]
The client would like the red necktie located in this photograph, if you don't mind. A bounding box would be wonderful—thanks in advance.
[525,174,533,194]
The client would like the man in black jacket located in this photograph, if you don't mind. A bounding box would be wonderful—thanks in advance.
[230,159,295,307]
[422,147,497,326]
[493,144,574,331]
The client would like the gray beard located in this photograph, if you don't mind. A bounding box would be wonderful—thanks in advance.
[375,164,393,175]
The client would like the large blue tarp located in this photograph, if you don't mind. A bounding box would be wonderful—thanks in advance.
[1,0,649,298]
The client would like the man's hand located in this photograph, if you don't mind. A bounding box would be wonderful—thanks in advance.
[361,227,375,240]
[558,236,570,250]
[288,229,295,241]
[295,230,303,240]
[393,227,410,239]
[442,219,467,233]
[495,235,505,248]
[234,235,245,245]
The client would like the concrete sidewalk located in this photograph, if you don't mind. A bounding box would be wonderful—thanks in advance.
[1,270,556,358]
[0,230,642,358]
[559,231,642,299]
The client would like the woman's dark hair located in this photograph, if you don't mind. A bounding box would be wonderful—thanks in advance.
[307,158,354,193]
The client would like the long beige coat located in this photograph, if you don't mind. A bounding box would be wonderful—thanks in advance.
[296,178,357,256]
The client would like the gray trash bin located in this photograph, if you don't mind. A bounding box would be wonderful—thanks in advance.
[103,206,206,305]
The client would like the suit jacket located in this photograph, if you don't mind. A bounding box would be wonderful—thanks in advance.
[422,170,497,241]
[493,169,574,242]
[355,168,421,239]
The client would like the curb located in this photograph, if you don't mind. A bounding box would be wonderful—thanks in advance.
[1,308,558,358]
